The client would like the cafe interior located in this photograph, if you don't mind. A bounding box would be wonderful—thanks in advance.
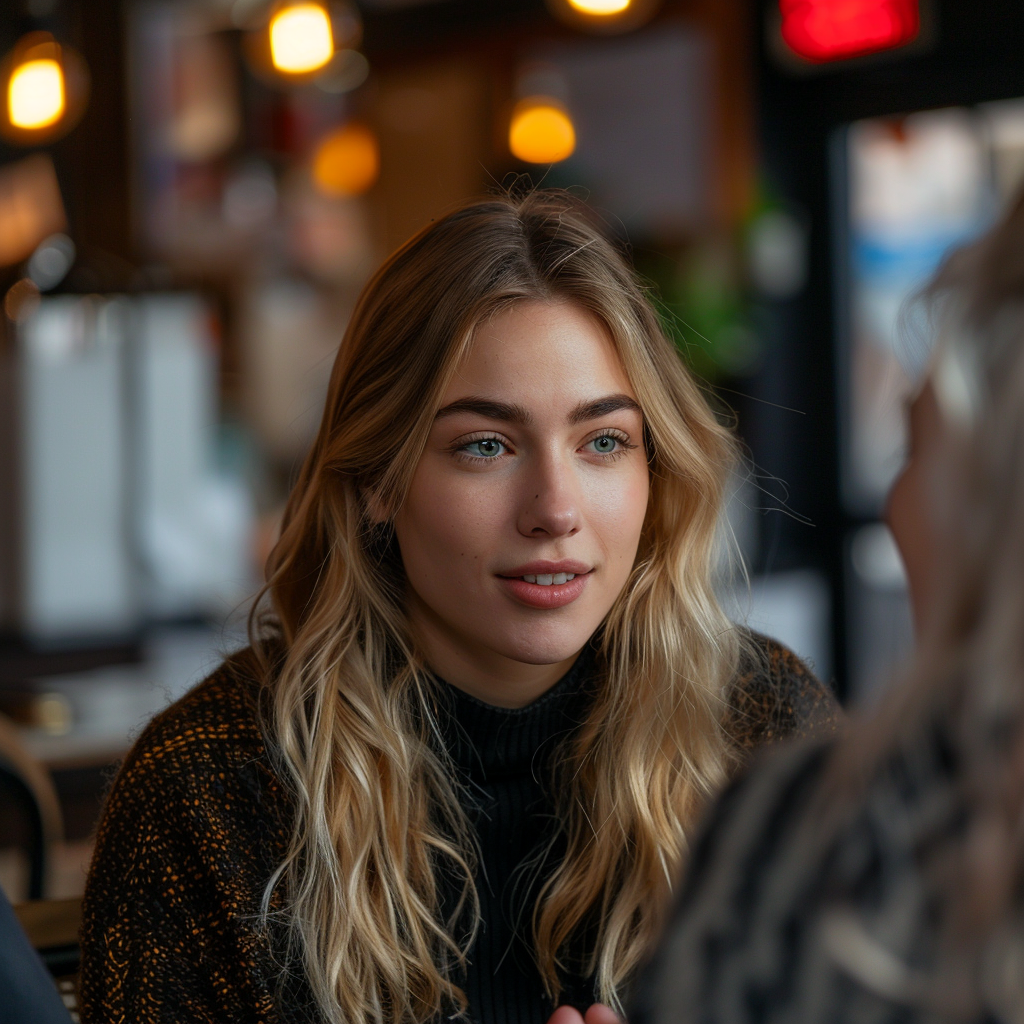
[1,0,1023,1012]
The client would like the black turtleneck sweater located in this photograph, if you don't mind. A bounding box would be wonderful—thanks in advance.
[79,634,839,1024]
[435,652,597,1024]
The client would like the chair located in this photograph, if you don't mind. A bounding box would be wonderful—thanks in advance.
[0,711,64,899]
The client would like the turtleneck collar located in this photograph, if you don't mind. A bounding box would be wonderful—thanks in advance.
[432,647,596,784]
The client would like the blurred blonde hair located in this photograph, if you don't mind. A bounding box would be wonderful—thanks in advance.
[250,190,743,1024]
[819,187,1024,1014]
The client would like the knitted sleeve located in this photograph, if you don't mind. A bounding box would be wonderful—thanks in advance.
[724,631,841,754]
[78,666,291,1024]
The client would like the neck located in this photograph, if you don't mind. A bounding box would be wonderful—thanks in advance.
[408,601,581,709]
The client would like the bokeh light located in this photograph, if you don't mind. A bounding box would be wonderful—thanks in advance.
[0,154,67,266]
[27,233,76,291]
[4,278,41,323]
[270,3,334,74]
[509,98,576,164]
[567,0,632,14]
[545,0,657,32]
[8,58,64,130]
[780,0,919,62]
[312,123,380,196]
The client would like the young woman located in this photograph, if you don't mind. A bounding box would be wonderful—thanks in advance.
[79,191,837,1024]
[637,188,1024,1022]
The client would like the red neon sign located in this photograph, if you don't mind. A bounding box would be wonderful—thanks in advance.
[780,0,920,62]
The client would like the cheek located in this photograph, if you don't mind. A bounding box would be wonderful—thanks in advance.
[884,462,911,549]
[884,459,934,606]
[588,465,650,555]
[394,466,503,576]
[886,459,924,558]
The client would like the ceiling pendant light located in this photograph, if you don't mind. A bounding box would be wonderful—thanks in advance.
[311,122,380,196]
[509,97,576,164]
[546,0,661,34]
[1,32,89,144]
[269,3,334,74]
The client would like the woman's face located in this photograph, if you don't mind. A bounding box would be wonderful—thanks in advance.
[393,299,650,707]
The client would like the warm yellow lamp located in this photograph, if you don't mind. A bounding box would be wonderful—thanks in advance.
[546,0,658,33]
[567,0,632,13]
[312,123,380,196]
[270,3,334,74]
[0,34,88,145]
[8,57,64,130]
[508,98,576,164]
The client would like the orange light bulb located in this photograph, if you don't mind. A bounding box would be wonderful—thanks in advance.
[269,4,334,74]
[312,123,380,196]
[8,58,64,129]
[567,0,631,13]
[509,98,576,164]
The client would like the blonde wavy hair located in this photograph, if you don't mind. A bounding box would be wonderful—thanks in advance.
[251,191,744,1023]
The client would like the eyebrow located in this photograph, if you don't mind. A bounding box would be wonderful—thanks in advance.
[567,394,642,425]
[433,393,642,426]
[434,398,533,424]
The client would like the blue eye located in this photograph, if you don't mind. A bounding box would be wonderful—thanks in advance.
[589,435,620,454]
[463,438,506,458]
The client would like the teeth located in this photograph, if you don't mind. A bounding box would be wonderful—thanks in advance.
[521,572,575,585]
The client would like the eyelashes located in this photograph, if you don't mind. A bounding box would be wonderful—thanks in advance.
[448,429,637,464]
[459,437,508,460]
[581,429,637,461]
[446,432,509,463]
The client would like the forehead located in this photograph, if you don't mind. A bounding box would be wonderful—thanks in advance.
[442,299,634,403]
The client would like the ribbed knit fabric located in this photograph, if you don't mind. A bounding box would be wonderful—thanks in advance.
[433,651,597,1024]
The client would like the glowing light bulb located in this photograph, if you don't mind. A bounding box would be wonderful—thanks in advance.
[312,123,379,196]
[270,4,334,74]
[8,58,64,130]
[567,0,631,13]
[509,98,576,164]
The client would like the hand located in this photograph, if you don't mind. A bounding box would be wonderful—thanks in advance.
[547,1003,623,1024]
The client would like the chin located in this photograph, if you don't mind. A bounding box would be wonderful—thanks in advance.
[493,618,598,666]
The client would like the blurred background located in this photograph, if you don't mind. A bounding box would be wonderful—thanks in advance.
[0,0,1022,905]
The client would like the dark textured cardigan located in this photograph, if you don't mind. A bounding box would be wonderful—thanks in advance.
[78,634,839,1024]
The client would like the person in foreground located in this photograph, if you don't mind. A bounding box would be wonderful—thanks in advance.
[636,189,1024,1023]
[78,191,837,1024]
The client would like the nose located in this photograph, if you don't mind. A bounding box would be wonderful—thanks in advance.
[516,452,581,539]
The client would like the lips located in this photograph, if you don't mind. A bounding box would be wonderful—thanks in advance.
[496,561,593,610]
